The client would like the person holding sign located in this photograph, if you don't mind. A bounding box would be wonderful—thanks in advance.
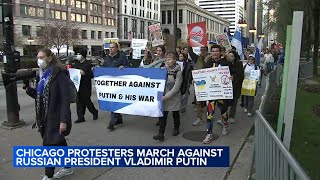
[202,45,234,144]
[102,43,129,131]
[242,55,260,117]
[73,51,99,124]
[153,52,183,141]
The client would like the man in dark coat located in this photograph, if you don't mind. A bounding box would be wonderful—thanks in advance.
[102,42,129,131]
[73,50,98,123]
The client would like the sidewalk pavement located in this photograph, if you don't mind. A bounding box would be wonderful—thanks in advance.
[0,83,263,180]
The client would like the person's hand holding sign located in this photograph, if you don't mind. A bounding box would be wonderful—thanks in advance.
[80,70,85,75]
[162,96,167,101]
[119,65,124,69]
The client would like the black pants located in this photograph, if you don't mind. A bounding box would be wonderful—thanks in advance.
[43,140,69,178]
[77,94,98,120]
[159,111,180,134]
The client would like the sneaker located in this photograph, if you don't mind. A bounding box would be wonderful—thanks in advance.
[172,129,179,136]
[107,125,115,131]
[74,119,85,124]
[222,127,228,135]
[93,113,98,120]
[216,119,223,126]
[153,133,164,141]
[229,118,236,123]
[203,134,213,144]
[244,109,248,113]
[53,168,73,179]
[247,113,252,117]
[42,175,52,180]
[192,118,203,126]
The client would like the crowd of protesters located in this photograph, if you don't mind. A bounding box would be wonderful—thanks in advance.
[22,41,283,180]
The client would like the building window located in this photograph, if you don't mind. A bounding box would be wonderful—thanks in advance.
[76,1,81,8]
[167,10,171,24]
[55,11,61,19]
[71,13,76,21]
[124,5,127,14]
[36,26,43,36]
[61,12,67,20]
[82,2,87,9]
[105,32,109,38]
[91,31,95,39]
[124,18,128,39]
[61,0,66,5]
[132,19,137,38]
[55,0,60,4]
[111,32,115,38]
[147,22,151,40]
[82,15,87,23]
[22,25,31,36]
[37,8,44,17]
[76,14,81,22]
[82,30,87,39]
[140,20,145,39]
[98,31,102,39]
[179,9,183,23]
[28,6,36,16]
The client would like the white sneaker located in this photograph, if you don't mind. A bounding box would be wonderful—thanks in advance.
[193,118,203,126]
[247,113,252,117]
[203,134,213,144]
[216,119,223,126]
[222,127,228,135]
[244,109,248,113]
[53,168,73,179]
[42,175,52,180]
[229,118,236,123]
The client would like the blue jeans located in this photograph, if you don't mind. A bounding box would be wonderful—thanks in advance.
[109,112,122,127]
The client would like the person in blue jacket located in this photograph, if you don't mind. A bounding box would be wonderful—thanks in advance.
[102,42,129,131]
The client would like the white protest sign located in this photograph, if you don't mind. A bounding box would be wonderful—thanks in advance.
[68,68,81,92]
[132,48,142,59]
[131,39,148,49]
[192,67,233,101]
[250,70,260,80]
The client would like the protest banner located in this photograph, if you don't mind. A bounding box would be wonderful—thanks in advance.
[131,39,148,50]
[241,70,260,96]
[148,23,164,47]
[94,67,167,117]
[187,22,207,47]
[68,68,81,92]
[104,38,119,49]
[192,67,233,101]
[215,33,231,50]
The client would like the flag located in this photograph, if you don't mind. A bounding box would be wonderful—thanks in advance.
[231,28,244,59]
[224,27,233,43]
[254,38,263,65]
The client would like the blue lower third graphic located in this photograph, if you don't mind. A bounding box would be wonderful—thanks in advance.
[13,146,230,167]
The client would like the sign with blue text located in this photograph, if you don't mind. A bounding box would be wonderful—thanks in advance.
[93,68,167,117]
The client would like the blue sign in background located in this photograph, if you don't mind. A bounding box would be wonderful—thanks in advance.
[13,146,230,168]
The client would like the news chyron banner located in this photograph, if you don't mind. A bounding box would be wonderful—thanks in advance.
[13,146,229,167]
[93,68,167,117]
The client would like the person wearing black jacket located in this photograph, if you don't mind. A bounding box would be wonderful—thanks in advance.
[24,49,73,180]
[102,43,129,131]
[202,44,234,144]
[73,51,98,124]
[178,53,193,113]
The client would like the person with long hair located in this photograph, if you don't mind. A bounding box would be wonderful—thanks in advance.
[140,50,154,67]
[24,49,73,180]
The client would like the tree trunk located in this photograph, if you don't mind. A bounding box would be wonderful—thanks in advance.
[313,8,319,76]
[57,48,60,57]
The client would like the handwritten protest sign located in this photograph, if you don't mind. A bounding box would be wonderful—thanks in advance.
[192,67,233,101]
[148,23,164,47]
[94,68,167,117]
[215,33,231,50]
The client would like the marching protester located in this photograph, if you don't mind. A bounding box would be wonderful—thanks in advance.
[264,49,274,74]
[188,46,209,126]
[178,53,194,113]
[225,50,244,123]
[243,55,260,117]
[153,52,183,141]
[140,49,154,67]
[155,45,166,61]
[202,45,234,143]
[102,42,129,131]
[73,51,98,124]
[24,49,73,180]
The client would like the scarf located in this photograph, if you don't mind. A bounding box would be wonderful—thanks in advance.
[37,67,53,96]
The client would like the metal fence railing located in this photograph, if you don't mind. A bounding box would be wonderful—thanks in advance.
[255,111,310,180]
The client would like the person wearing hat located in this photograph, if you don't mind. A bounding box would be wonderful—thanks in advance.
[73,50,99,123]
[242,54,260,117]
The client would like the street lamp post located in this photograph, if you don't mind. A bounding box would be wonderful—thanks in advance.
[173,0,177,51]
[238,19,247,48]
[249,27,257,45]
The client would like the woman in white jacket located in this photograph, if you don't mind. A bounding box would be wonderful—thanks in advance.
[243,55,260,117]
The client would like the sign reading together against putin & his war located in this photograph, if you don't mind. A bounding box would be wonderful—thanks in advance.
[187,21,207,47]
[93,67,167,117]
[192,67,233,101]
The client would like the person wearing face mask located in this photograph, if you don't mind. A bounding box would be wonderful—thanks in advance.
[178,53,193,113]
[72,50,98,124]
[153,52,183,141]
[24,49,73,180]
[243,55,260,117]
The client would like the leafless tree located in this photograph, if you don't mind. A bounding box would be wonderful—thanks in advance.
[36,20,81,56]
